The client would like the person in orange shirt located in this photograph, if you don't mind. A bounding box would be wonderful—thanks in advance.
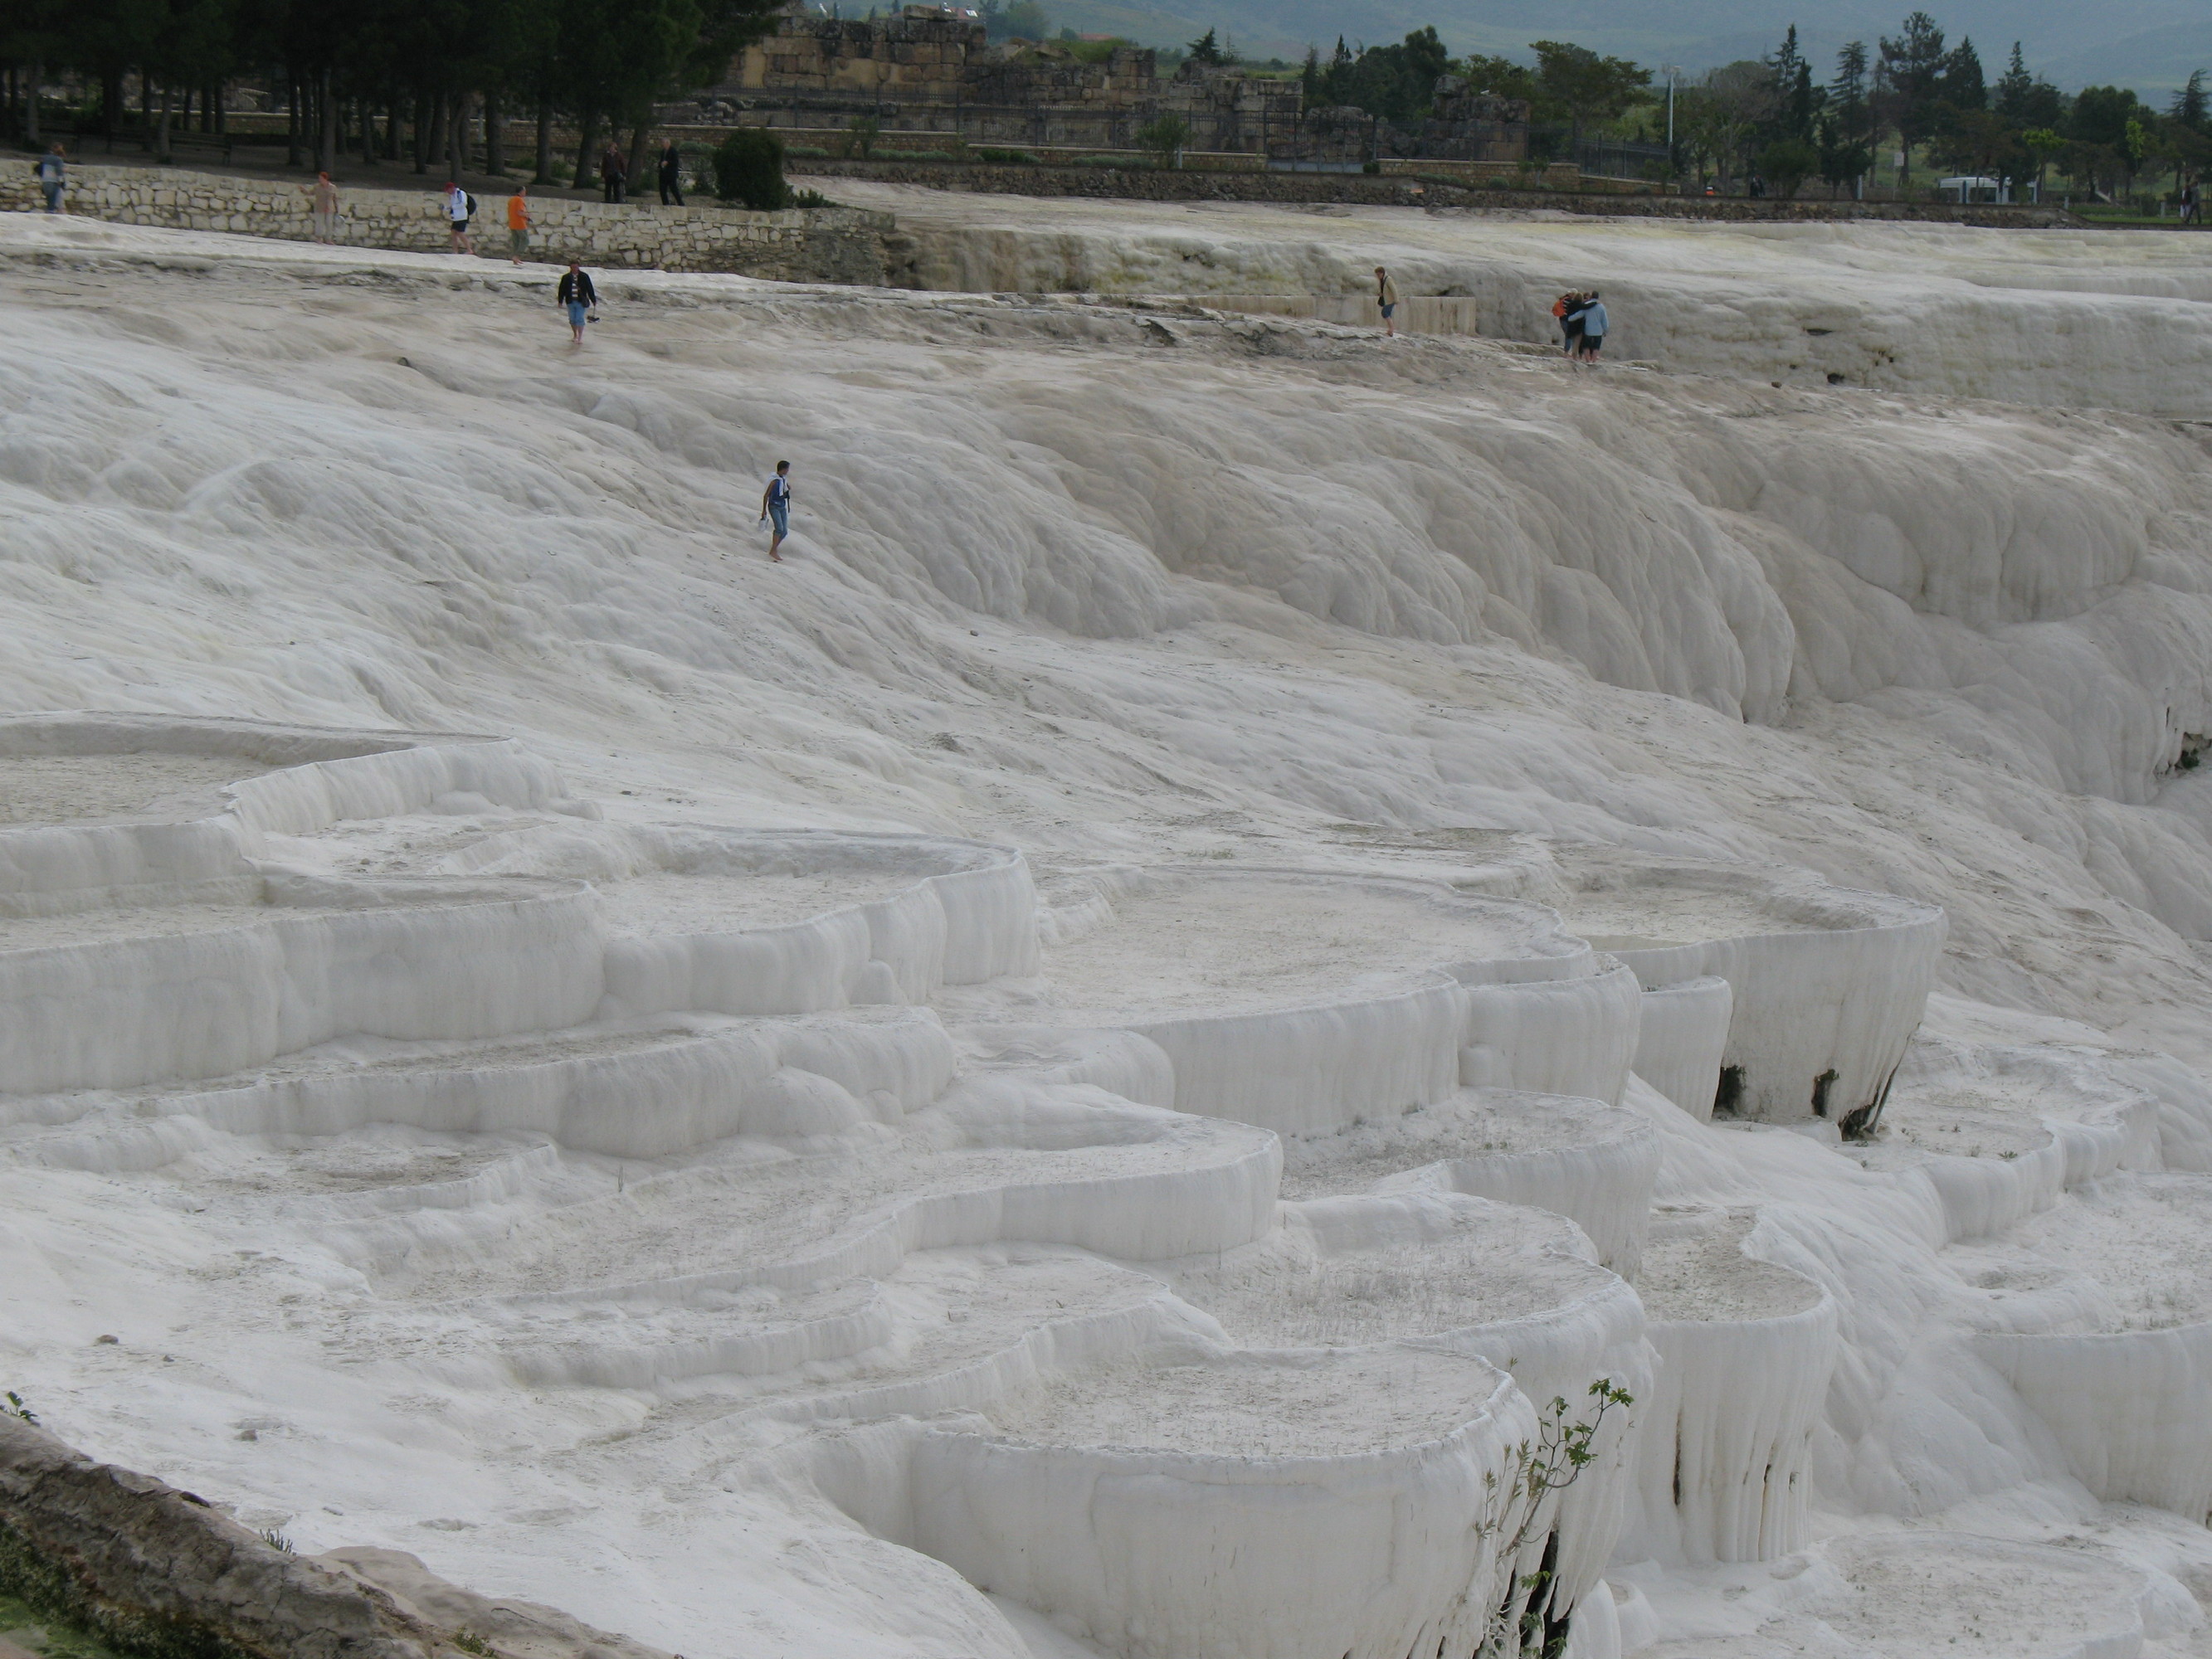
[506,185,531,265]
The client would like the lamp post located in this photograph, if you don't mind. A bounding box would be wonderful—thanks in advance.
[1662,64,1679,175]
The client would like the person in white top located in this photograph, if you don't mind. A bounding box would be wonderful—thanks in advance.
[444,182,475,255]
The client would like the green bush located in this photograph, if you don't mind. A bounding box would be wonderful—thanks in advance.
[975,147,1038,164]
[1133,114,1189,168]
[714,129,789,210]
[1756,138,1818,200]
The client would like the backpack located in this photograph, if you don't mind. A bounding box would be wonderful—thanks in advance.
[465,192,479,217]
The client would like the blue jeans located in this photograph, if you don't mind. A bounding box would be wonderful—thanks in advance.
[40,182,62,213]
[767,502,789,538]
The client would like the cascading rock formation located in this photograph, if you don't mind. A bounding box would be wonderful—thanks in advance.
[5,205,2212,1659]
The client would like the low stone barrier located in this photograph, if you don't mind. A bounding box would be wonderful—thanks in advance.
[789,156,2084,224]
[0,162,897,281]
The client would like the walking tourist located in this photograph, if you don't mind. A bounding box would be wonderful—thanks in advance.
[1576,293,1608,362]
[309,172,339,243]
[2184,178,2202,226]
[557,260,599,346]
[658,142,685,207]
[445,182,476,255]
[33,144,65,214]
[507,184,531,264]
[599,144,627,204]
[759,460,792,562]
[1374,265,1399,338]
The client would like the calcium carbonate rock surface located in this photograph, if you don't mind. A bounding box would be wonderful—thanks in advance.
[7,205,2212,1659]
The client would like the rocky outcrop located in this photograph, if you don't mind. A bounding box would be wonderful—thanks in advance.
[0,1416,664,1659]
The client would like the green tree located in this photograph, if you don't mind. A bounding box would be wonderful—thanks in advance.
[982,0,1049,41]
[1940,36,1985,114]
[1689,59,1777,186]
[714,126,787,207]
[1767,24,1819,142]
[2172,68,2207,133]
[1455,53,1536,102]
[1816,40,1873,194]
[1877,10,1948,182]
[1993,40,2032,119]
[1184,27,1227,66]
[1757,135,1817,196]
[1529,38,1651,146]
[2019,124,2063,194]
[1134,112,1189,165]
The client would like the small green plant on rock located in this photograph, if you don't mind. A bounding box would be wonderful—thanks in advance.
[2,1392,37,1426]
[1482,1379,1634,1658]
[255,1529,292,1554]
[451,1632,493,1657]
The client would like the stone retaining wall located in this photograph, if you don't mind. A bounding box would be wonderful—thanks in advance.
[791,156,2083,225]
[2,163,897,282]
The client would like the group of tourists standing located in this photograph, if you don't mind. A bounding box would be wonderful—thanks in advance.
[596,141,688,206]
[1371,265,1611,365]
[1552,289,1608,362]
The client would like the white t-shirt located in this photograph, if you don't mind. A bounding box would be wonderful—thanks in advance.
[447,187,470,223]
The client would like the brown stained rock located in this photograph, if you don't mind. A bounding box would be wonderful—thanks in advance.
[318,1550,671,1659]
[0,1419,665,1659]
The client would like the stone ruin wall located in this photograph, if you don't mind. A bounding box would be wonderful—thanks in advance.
[691,6,1521,160]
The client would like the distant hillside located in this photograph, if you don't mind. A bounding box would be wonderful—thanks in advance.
[1042,0,2209,99]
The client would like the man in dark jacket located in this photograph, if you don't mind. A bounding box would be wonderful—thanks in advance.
[658,142,685,207]
[598,144,626,204]
[557,261,600,345]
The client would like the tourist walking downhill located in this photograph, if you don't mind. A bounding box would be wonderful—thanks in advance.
[557,260,598,346]
[308,171,339,243]
[760,461,792,562]
[507,185,531,264]
[445,182,475,255]
[1375,265,1400,337]
[658,142,685,207]
[34,144,65,213]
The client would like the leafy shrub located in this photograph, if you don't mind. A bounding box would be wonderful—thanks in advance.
[975,147,1038,164]
[845,114,880,158]
[1134,114,1189,168]
[1756,139,1818,200]
[713,129,789,210]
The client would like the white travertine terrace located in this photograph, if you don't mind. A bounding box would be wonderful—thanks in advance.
[1549,852,1946,1128]
[12,214,2212,1659]
[8,711,2212,1659]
